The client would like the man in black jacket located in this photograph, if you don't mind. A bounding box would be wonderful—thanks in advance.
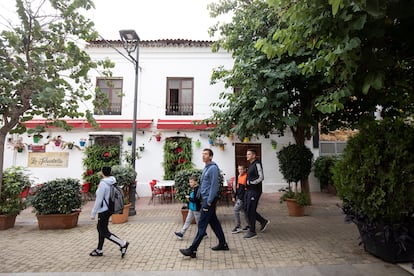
[244,148,270,239]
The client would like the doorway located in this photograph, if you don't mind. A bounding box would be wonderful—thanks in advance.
[234,143,261,182]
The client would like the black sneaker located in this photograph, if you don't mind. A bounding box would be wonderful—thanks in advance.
[231,226,242,234]
[174,231,184,239]
[244,232,257,239]
[211,243,229,251]
[89,249,103,257]
[120,241,129,258]
[242,226,250,231]
[260,220,270,232]
[179,248,196,258]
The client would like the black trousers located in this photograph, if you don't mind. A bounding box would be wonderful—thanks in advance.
[97,211,122,250]
[244,189,267,234]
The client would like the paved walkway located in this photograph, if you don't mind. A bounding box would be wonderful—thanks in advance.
[0,193,413,276]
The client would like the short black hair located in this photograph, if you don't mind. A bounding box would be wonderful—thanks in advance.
[247,148,257,155]
[102,166,112,176]
[203,148,214,157]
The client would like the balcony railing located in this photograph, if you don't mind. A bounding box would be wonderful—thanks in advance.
[166,104,193,115]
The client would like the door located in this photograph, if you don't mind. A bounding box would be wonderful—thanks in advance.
[234,143,261,183]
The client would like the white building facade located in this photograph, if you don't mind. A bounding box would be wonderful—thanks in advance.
[3,39,320,196]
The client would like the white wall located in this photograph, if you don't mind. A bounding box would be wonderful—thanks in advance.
[3,41,320,195]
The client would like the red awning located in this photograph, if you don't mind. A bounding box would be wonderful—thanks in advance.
[156,119,215,130]
[24,119,153,129]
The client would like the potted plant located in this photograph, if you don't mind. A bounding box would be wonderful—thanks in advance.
[154,132,162,142]
[277,144,313,216]
[126,137,133,146]
[110,165,137,224]
[31,178,82,229]
[0,167,33,230]
[28,125,45,143]
[79,138,87,147]
[270,139,277,150]
[313,156,338,194]
[332,118,414,263]
[174,169,202,223]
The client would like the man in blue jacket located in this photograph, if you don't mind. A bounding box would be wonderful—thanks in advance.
[179,148,229,258]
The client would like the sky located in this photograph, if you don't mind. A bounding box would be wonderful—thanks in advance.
[0,0,227,41]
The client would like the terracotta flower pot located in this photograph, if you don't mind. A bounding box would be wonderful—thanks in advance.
[286,198,305,217]
[111,203,131,224]
[181,208,195,224]
[0,214,17,230]
[36,211,80,230]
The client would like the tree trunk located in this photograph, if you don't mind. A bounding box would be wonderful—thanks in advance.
[0,132,6,195]
[290,126,312,205]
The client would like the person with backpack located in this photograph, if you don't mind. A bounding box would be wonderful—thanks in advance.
[90,166,129,258]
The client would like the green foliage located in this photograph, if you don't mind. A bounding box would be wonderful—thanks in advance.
[111,165,137,203]
[313,156,339,190]
[277,144,313,206]
[174,168,224,204]
[174,169,203,204]
[83,145,120,192]
[279,187,310,207]
[163,137,193,180]
[277,144,313,184]
[332,119,414,223]
[0,167,33,215]
[31,178,82,215]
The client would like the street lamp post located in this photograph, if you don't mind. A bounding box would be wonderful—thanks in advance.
[119,29,140,216]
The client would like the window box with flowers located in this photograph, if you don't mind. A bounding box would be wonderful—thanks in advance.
[163,137,193,180]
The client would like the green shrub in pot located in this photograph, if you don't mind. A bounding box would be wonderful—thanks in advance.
[111,165,137,204]
[277,143,313,206]
[31,178,82,215]
[0,166,33,215]
[332,118,414,263]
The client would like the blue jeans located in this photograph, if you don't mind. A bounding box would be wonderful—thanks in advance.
[189,198,226,251]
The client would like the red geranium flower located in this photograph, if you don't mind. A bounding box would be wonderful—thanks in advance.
[103,152,110,158]
[176,147,182,153]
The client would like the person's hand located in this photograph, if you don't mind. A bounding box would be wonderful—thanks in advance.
[185,195,190,199]
[232,198,236,202]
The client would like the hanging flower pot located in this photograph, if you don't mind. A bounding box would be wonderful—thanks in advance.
[79,139,86,147]
[102,152,110,161]
[33,135,42,143]
[155,135,161,142]
[195,139,201,148]
[243,137,250,143]
[208,138,214,145]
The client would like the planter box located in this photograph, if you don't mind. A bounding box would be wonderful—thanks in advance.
[36,211,80,230]
[286,198,305,217]
[111,203,131,224]
[0,214,17,230]
[181,208,195,224]
[357,223,414,263]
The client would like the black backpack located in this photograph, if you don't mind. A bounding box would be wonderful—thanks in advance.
[104,184,124,214]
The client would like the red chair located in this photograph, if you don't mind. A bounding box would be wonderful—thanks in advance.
[81,182,92,201]
[222,177,235,206]
[149,180,164,205]
[20,187,30,202]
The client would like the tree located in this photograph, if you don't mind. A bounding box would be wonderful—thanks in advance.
[206,0,414,195]
[0,0,113,193]
[259,0,414,125]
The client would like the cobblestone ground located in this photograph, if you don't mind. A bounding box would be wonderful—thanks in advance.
[0,193,411,274]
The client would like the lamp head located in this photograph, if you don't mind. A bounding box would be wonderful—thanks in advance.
[119,29,140,54]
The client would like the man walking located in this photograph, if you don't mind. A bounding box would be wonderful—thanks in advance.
[179,148,229,258]
[244,148,270,239]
